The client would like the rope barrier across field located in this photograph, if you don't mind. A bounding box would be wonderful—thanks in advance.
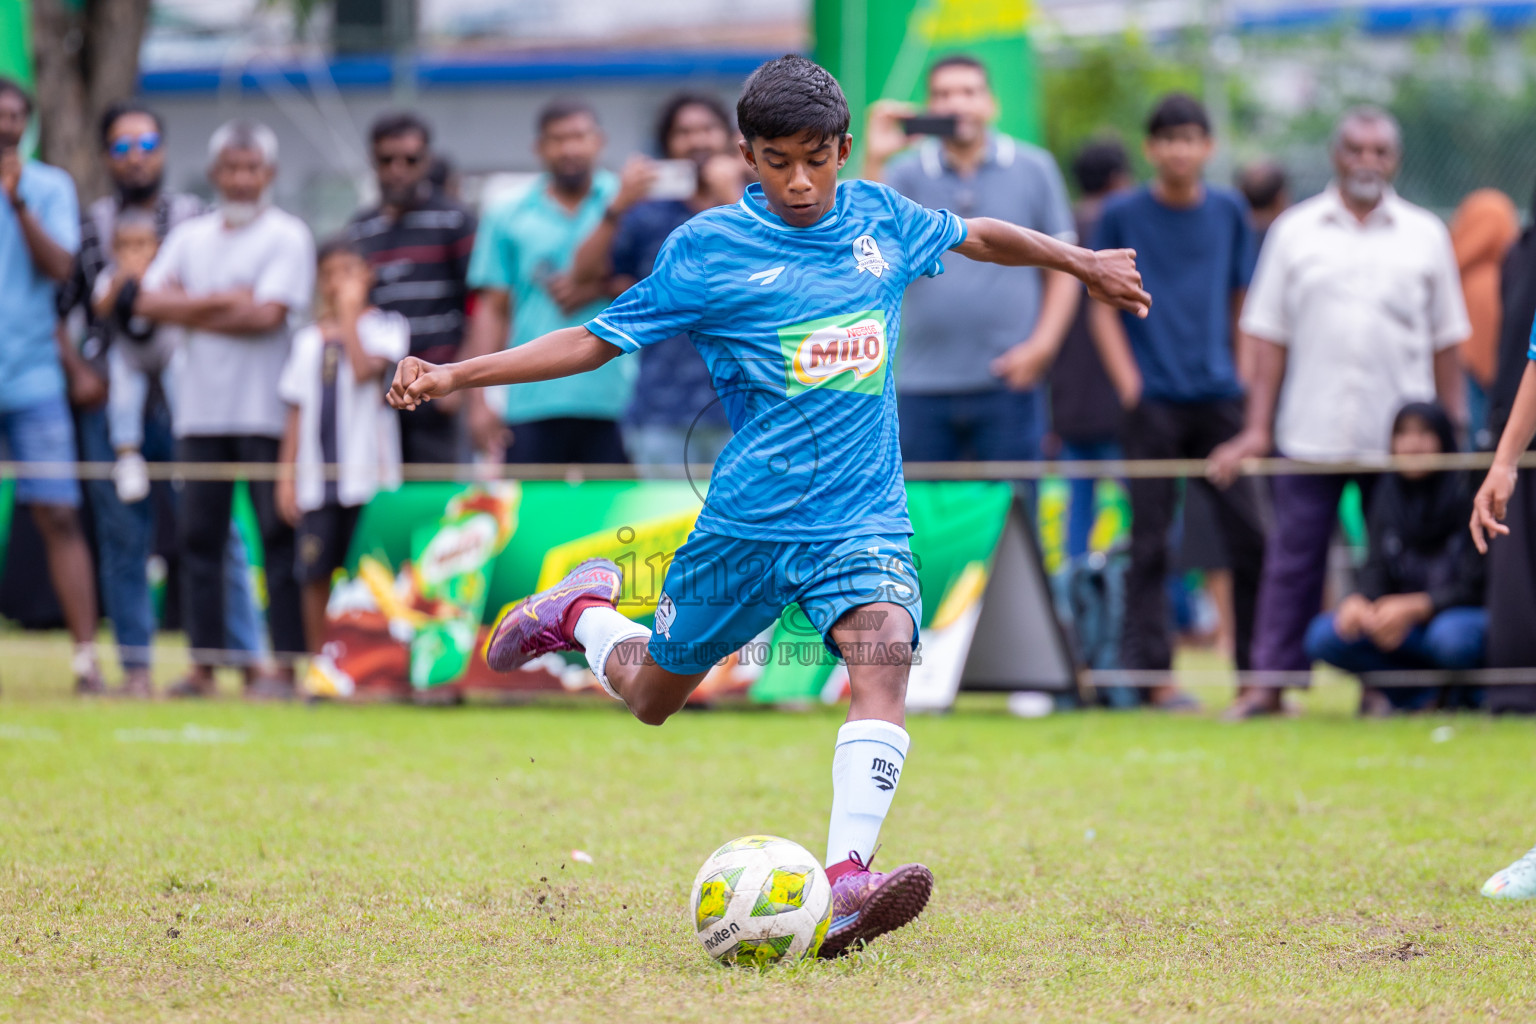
[1,451,1528,694]
[0,450,1534,482]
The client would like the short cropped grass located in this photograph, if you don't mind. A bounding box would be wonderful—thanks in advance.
[2,635,1535,1022]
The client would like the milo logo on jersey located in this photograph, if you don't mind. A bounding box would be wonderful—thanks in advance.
[778,309,888,397]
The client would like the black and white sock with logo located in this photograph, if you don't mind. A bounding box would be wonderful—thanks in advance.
[825,718,910,869]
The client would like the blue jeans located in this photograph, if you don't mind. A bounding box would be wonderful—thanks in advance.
[1059,437,1120,559]
[898,388,1044,512]
[1305,606,1488,710]
[77,407,264,668]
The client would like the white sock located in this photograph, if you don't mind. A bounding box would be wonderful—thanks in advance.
[573,605,650,702]
[826,719,910,868]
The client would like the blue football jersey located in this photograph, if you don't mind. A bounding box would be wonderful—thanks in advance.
[588,179,966,540]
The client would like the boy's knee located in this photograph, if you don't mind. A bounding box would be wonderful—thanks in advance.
[31,503,82,541]
[628,689,682,727]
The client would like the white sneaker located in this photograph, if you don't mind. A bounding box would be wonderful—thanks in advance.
[113,451,150,504]
[1482,844,1536,899]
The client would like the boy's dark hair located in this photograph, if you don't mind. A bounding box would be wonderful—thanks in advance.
[737,55,849,145]
[1237,159,1288,209]
[537,98,598,135]
[370,110,432,148]
[654,91,732,157]
[0,77,33,116]
[927,53,990,88]
[316,233,366,267]
[1146,93,1210,138]
[98,100,163,149]
[1071,137,1131,196]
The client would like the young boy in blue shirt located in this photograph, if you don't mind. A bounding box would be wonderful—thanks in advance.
[1089,93,1266,712]
[389,55,1150,956]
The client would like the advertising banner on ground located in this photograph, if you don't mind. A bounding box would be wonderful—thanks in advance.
[303,480,1076,708]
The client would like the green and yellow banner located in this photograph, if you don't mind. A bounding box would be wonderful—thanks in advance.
[305,480,1074,707]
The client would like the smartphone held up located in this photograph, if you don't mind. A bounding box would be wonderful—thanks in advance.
[899,114,958,138]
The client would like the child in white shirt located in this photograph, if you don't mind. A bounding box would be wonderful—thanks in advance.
[277,237,409,651]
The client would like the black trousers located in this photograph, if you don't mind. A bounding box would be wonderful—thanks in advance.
[503,417,629,464]
[398,403,463,465]
[1487,467,1536,712]
[1119,398,1267,672]
[177,435,305,664]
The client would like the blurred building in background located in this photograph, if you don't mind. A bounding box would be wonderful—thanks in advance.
[129,0,1536,232]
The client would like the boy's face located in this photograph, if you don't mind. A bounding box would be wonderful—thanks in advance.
[1144,124,1213,186]
[739,131,850,228]
[318,251,372,307]
[112,224,159,274]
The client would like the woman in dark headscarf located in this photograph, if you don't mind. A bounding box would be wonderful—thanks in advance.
[1304,402,1487,713]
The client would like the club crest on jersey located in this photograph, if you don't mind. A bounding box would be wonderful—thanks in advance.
[778,309,888,397]
[852,234,889,278]
[654,592,676,639]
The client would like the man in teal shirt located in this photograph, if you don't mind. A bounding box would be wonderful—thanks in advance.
[463,99,635,462]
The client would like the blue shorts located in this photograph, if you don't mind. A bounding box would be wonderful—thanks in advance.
[1,393,81,508]
[647,530,923,675]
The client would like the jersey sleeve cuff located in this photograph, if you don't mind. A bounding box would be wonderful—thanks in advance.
[586,316,641,353]
[949,211,969,248]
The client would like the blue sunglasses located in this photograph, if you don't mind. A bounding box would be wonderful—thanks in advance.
[108,132,161,158]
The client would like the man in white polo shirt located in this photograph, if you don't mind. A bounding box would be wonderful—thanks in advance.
[136,120,315,698]
[1210,106,1470,717]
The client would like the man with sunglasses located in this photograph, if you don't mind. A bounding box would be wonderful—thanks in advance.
[55,101,266,698]
[345,112,476,465]
[0,77,105,695]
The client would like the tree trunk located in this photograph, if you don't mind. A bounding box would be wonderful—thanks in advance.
[30,0,152,201]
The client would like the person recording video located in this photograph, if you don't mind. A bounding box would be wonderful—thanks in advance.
[861,56,1078,508]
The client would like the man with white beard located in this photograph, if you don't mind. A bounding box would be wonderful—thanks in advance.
[136,120,315,699]
[1208,106,1471,718]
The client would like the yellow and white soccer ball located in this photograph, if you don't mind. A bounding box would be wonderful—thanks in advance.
[690,834,833,966]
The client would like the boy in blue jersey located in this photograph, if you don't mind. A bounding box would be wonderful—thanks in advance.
[1470,321,1536,899]
[389,55,1150,955]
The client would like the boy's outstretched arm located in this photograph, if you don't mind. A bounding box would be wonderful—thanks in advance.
[953,217,1151,318]
[1471,361,1536,552]
[388,326,620,411]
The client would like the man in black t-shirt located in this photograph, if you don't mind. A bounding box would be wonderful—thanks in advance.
[346,112,476,464]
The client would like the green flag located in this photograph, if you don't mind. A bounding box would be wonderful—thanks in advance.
[0,0,32,88]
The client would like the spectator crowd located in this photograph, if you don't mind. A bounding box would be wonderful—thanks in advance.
[0,52,1532,712]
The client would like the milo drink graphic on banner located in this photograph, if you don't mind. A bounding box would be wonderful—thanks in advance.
[408,487,520,687]
[304,483,520,699]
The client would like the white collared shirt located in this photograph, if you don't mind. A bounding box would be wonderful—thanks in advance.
[1240,185,1469,461]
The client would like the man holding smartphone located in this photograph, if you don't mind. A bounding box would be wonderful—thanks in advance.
[865,54,1078,498]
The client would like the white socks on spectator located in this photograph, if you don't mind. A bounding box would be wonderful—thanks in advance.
[573,605,650,702]
[825,718,910,868]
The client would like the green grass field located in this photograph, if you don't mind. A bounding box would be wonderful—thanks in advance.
[2,637,1534,1022]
